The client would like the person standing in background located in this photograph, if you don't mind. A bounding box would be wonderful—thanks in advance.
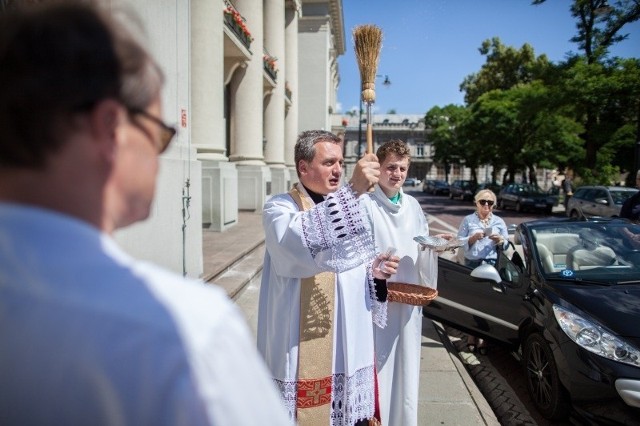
[620,170,640,222]
[562,170,574,210]
[0,2,290,424]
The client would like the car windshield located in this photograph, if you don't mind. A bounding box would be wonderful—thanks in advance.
[610,189,636,205]
[515,184,545,196]
[529,221,640,283]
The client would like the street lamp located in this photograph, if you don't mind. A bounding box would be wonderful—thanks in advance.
[357,75,391,156]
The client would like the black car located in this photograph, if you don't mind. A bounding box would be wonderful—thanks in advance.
[497,183,555,214]
[449,180,475,201]
[424,218,640,423]
[474,182,502,196]
[423,179,450,195]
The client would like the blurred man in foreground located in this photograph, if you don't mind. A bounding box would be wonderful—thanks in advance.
[0,2,290,424]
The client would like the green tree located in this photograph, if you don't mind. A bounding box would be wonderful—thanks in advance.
[460,37,552,105]
[424,105,470,183]
[466,83,582,186]
[533,0,640,172]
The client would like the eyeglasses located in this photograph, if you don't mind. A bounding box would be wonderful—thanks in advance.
[128,108,177,154]
[477,199,494,206]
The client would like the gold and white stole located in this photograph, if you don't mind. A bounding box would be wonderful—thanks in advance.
[289,184,336,426]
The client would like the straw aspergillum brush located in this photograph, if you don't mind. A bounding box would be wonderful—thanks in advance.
[353,24,382,154]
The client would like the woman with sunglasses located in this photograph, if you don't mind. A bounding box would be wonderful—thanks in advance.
[457,188,509,354]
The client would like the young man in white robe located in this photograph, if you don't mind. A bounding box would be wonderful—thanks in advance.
[361,140,451,426]
[257,130,400,426]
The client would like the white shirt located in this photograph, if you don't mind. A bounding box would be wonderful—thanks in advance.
[0,203,291,426]
[458,212,509,262]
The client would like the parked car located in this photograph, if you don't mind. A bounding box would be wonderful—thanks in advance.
[497,183,555,214]
[403,177,420,187]
[424,218,640,423]
[474,182,502,196]
[423,179,450,195]
[449,180,475,200]
[566,185,637,218]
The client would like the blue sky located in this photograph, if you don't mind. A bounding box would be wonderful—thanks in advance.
[336,0,640,115]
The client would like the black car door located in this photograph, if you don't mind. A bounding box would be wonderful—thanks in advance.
[424,251,529,347]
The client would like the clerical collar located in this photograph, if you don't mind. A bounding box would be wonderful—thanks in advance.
[302,184,325,204]
[389,192,401,205]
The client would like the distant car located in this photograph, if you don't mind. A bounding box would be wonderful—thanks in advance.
[475,182,502,196]
[403,177,420,187]
[424,218,640,423]
[423,179,450,195]
[566,185,637,218]
[449,180,475,201]
[497,183,555,214]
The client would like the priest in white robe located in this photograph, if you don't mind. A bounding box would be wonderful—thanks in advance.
[361,140,449,426]
[257,130,398,426]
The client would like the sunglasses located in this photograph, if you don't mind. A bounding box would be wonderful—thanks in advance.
[477,199,494,206]
[128,108,177,154]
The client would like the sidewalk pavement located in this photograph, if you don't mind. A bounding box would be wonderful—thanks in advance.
[202,211,500,426]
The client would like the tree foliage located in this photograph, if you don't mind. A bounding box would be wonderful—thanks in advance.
[427,2,640,187]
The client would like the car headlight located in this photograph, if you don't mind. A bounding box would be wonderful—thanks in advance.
[553,304,640,368]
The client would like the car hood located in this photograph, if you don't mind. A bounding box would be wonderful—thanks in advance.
[553,283,640,338]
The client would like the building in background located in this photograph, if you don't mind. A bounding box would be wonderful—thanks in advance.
[105,0,345,278]
[335,113,433,181]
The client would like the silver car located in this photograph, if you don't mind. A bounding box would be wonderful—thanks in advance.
[566,185,637,218]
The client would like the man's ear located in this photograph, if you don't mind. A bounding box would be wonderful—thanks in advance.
[89,99,123,160]
[298,160,308,176]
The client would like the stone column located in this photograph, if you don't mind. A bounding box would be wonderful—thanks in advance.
[192,0,225,161]
[231,0,271,210]
[191,0,238,231]
[263,0,289,194]
[284,3,299,183]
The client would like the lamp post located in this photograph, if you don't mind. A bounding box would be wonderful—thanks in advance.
[357,75,391,156]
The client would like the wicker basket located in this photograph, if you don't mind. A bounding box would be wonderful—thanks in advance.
[387,282,438,306]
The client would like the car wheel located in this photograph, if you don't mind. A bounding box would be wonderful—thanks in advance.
[545,206,553,215]
[497,199,504,210]
[523,333,570,420]
[516,201,523,213]
[570,210,579,219]
[449,192,453,199]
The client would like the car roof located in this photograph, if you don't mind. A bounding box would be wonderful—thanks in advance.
[575,185,636,191]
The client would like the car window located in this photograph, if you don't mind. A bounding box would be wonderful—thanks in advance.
[611,189,636,205]
[573,188,588,199]
[582,189,597,202]
[531,223,640,281]
[593,189,607,200]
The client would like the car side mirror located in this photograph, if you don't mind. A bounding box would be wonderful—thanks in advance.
[470,263,502,284]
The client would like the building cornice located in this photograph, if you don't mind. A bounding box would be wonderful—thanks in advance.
[300,0,344,56]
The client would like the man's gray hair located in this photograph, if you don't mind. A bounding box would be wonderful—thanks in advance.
[294,130,341,177]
